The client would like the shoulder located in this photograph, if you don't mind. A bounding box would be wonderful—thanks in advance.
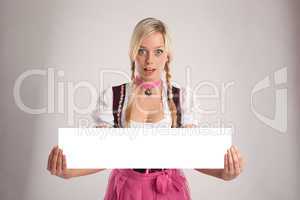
[170,83,185,99]
[112,82,128,90]
[103,82,130,95]
[111,82,130,97]
[164,81,181,97]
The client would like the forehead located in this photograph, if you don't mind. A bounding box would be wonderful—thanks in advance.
[140,32,165,49]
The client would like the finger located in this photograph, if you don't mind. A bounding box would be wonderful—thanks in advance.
[234,146,242,161]
[48,145,57,171]
[51,146,59,174]
[47,147,54,171]
[62,154,67,171]
[235,146,245,172]
[227,149,234,175]
[56,149,62,175]
[231,146,240,175]
[224,153,229,174]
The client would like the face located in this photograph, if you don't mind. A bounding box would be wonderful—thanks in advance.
[134,32,169,82]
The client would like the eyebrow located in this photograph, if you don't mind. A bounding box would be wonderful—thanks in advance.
[139,45,164,49]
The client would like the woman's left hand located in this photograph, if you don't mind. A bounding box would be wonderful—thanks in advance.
[221,145,245,181]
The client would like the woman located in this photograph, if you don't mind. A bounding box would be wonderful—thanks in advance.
[47,17,245,199]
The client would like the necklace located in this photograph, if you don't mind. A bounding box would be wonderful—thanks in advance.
[135,75,162,96]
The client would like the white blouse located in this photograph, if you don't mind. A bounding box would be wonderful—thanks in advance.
[91,81,197,128]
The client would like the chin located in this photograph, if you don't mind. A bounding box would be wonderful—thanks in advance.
[141,75,160,82]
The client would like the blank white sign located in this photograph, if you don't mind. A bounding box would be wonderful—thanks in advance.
[58,128,232,169]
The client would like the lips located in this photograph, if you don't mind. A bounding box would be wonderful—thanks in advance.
[143,67,156,76]
[144,67,156,72]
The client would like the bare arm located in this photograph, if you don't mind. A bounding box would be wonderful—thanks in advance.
[194,169,223,179]
[60,168,105,179]
[47,145,106,179]
[195,146,245,181]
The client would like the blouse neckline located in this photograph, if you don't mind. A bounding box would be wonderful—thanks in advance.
[123,80,172,126]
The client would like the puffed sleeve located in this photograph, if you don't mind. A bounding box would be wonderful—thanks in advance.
[180,87,198,127]
[90,87,114,127]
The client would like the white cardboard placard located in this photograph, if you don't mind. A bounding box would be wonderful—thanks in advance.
[58,128,232,168]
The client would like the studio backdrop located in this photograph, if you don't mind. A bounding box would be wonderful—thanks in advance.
[0,0,299,199]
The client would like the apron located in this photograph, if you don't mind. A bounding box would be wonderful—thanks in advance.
[104,169,191,200]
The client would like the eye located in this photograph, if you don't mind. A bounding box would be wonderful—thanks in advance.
[138,48,147,56]
[154,49,164,56]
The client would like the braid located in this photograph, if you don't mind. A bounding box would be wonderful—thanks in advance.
[130,61,135,80]
[124,61,136,127]
[165,62,178,128]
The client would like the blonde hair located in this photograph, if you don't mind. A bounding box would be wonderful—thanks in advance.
[125,17,178,128]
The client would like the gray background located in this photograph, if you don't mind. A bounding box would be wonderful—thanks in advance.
[1,0,299,199]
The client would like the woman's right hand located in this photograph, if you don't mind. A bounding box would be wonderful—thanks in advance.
[47,145,71,179]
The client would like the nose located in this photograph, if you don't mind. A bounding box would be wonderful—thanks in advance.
[145,52,155,65]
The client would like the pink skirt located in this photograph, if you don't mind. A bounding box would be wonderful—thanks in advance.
[103,169,191,200]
